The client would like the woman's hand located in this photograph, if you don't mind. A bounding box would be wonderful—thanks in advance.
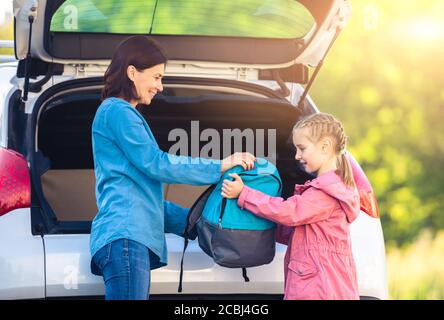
[221,173,245,199]
[221,152,256,173]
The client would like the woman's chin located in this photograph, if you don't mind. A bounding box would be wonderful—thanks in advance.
[141,97,152,105]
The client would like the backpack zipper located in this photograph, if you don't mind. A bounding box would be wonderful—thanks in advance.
[219,198,228,228]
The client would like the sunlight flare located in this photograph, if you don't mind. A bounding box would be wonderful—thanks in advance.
[407,18,444,41]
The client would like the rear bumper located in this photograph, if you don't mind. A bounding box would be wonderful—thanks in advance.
[152,234,286,295]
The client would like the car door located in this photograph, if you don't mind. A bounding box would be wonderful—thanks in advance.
[42,234,103,298]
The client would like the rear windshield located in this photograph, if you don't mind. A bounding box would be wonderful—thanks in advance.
[50,0,315,39]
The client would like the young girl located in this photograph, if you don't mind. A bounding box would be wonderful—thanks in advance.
[221,113,360,300]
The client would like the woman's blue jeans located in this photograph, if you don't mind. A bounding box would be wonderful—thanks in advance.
[92,238,151,300]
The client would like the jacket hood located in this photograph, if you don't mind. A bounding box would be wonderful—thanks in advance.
[305,170,360,223]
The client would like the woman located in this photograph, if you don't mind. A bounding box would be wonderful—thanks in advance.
[90,36,255,300]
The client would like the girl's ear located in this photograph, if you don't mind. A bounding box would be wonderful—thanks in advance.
[320,137,333,154]
[127,65,136,82]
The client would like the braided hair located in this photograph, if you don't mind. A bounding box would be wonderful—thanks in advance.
[293,113,356,189]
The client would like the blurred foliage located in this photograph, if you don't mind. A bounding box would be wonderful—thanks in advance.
[0,19,13,55]
[387,229,444,299]
[310,0,444,248]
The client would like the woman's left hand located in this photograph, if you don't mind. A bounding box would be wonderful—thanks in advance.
[221,173,244,199]
[221,152,256,173]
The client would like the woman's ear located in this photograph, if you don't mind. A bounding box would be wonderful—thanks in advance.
[127,65,136,82]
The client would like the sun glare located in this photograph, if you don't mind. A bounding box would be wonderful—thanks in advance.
[407,19,444,41]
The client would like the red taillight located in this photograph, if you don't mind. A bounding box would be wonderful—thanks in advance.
[346,153,380,218]
[0,147,31,216]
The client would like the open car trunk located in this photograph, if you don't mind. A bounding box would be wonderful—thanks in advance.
[34,81,312,228]
[15,0,350,68]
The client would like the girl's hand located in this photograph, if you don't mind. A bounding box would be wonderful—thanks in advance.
[221,152,256,173]
[221,173,244,199]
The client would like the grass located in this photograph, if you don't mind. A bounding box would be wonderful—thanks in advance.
[387,229,444,299]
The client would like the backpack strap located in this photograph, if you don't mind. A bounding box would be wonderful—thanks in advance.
[178,235,189,293]
[178,184,216,293]
[242,268,250,282]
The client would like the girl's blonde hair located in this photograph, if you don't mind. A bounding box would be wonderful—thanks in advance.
[293,113,356,189]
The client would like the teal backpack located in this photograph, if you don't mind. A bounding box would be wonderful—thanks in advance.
[178,158,282,292]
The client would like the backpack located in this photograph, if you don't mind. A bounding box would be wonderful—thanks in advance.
[178,158,282,292]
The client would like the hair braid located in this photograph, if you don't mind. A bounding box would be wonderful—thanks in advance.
[293,113,356,189]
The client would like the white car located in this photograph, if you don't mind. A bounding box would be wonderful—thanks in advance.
[0,0,388,299]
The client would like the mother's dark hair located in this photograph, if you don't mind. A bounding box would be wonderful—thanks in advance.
[102,36,168,101]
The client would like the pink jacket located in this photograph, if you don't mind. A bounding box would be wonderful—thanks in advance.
[237,170,360,300]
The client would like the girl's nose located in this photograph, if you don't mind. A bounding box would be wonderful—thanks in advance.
[295,150,301,160]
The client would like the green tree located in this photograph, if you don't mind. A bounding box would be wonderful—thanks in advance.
[310,0,444,247]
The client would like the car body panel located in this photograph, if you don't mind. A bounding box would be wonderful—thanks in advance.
[350,211,388,299]
[0,64,18,148]
[43,234,102,297]
[43,232,286,298]
[0,208,45,299]
[41,212,389,298]
[0,207,388,299]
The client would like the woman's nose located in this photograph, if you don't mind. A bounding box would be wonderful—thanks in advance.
[157,82,163,93]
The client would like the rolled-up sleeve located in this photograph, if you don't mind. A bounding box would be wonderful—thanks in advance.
[164,201,189,236]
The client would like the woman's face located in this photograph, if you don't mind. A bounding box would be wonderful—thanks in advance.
[127,63,165,105]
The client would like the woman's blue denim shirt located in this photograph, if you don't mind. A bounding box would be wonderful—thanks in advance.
[90,97,221,269]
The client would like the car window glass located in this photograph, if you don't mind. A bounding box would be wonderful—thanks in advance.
[50,0,315,39]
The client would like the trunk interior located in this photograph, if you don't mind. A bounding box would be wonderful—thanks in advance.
[35,84,313,226]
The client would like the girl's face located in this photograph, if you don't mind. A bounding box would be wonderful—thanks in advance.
[127,63,165,106]
[293,128,331,175]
